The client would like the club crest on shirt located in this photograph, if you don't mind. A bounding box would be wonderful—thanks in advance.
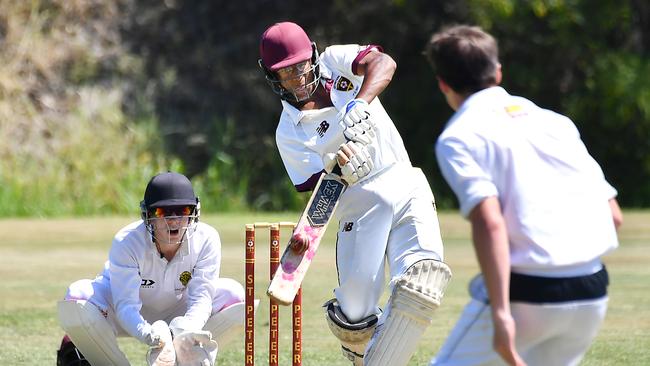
[335,76,354,91]
[179,271,192,286]
[505,105,527,118]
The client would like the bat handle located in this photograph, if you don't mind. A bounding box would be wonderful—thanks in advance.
[331,164,342,176]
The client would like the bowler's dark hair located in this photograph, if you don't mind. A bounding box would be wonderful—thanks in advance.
[424,25,499,94]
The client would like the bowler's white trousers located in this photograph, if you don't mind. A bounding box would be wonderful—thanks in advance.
[431,275,608,366]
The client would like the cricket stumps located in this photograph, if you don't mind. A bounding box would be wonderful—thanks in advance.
[245,222,302,366]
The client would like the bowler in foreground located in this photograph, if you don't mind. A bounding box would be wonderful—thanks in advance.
[425,25,622,366]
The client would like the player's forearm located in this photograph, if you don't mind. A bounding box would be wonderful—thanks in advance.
[469,197,511,316]
[355,52,396,103]
[474,226,511,319]
[115,303,151,343]
[609,198,623,230]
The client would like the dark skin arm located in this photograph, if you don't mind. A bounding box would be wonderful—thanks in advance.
[354,50,397,103]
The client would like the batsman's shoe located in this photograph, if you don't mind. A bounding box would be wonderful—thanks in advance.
[323,298,379,366]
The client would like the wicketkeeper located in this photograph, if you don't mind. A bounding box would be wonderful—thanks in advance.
[56,172,252,366]
[258,21,452,366]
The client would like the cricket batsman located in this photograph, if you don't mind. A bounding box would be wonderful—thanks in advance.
[258,21,452,366]
[56,172,252,366]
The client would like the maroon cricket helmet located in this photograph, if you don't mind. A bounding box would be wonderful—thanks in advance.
[260,22,313,71]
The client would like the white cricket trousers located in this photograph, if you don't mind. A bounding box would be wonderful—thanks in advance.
[65,276,245,336]
[333,164,445,323]
[431,275,608,366]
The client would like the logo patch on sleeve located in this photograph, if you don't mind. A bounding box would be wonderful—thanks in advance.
[335,76,354,91]
[179,271,192,286]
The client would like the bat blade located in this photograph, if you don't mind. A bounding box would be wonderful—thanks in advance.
[267,172,346,305]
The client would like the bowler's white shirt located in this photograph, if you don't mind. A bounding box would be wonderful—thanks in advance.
[275,44,411,188]
[104,220,220,342]
[436,87,618,274]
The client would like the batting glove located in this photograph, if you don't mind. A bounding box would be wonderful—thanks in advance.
[339,99,376,145]
[337,141,374,185]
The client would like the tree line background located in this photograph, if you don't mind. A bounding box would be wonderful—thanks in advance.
[0,0,648,216]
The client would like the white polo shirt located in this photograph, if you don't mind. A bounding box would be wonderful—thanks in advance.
[275,44,411,189]
[436,87,618,274]
[105,220,220,342]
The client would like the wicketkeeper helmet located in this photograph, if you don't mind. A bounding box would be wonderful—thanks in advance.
[140,172,200,226]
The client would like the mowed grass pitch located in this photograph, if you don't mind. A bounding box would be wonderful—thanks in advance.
[0,211,648,365]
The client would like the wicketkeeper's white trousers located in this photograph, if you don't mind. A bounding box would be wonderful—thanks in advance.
[65,276,245,336]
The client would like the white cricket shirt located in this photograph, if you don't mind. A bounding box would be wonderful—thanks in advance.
[436,87,619,274]
[275,44,411,189]
[104,220,221,342]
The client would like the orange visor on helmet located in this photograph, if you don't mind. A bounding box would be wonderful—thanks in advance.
[152,206,193,218]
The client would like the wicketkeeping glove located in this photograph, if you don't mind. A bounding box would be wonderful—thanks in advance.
[146,320,176,366]
[339,99,376,145]
[173,330,218,366]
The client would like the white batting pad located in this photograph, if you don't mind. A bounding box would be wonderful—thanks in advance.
[364,260,452,366]
[204,300,258,347]
[323,299,378,365]
[57,300,130,366]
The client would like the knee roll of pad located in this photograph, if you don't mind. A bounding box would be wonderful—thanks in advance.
[392,259,452,315]
[323,299,379,365]
[364,259,452,366]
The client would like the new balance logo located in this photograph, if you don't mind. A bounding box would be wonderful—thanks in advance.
[343,222,354,232]
[316,121,330,137]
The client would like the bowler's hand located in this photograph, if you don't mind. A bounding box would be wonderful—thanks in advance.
[492,312,527,366]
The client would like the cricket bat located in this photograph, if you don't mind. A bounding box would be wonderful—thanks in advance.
[267,171,346,305]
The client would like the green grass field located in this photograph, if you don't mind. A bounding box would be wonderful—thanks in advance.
[1,211,648,365]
